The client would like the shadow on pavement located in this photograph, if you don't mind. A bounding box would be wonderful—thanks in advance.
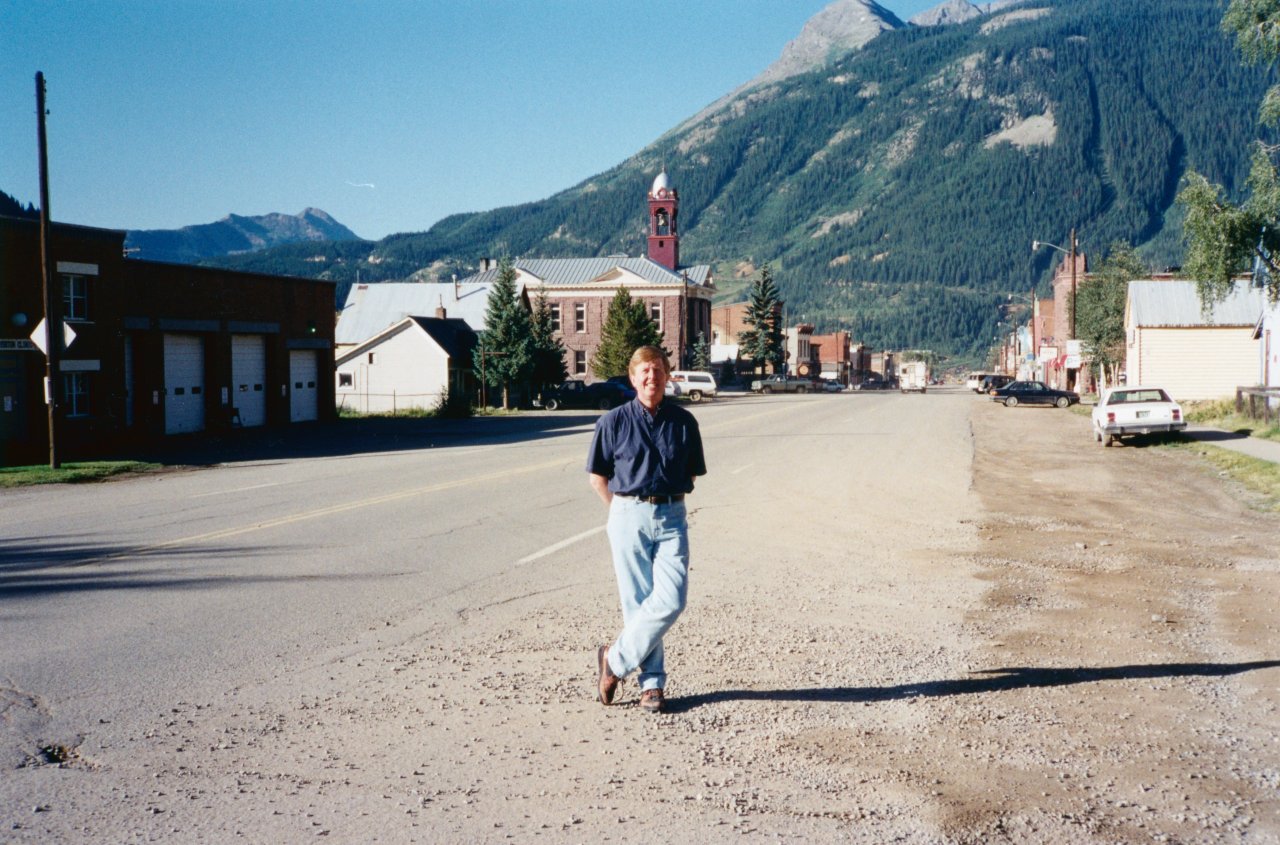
[667,660,1280,713]
[103,413,603,467]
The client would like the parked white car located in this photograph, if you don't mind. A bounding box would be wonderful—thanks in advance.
[669,370,717,402]
[1091,385,1187,447]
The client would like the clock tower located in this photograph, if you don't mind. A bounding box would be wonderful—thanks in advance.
[647,170,679,271]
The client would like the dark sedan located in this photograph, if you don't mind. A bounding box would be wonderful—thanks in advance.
[535,379,635,411]
[989,380,1080,408]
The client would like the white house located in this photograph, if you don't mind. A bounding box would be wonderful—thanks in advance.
[335,317,476,414]
[335,280,526,354]
[1255,299,1279,392]
[1125,279,1267,401]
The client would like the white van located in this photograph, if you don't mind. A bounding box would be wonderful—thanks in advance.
[669,370,717,402]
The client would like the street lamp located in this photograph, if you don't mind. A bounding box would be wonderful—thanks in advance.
[1032,228,1078,338]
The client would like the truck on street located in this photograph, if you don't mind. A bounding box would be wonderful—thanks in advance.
[750,374,815,394]
[900,361,929,393]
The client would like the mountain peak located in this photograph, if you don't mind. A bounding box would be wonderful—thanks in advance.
[909,0,1023,27]
[125,208,362,264]
[754,0,904,87]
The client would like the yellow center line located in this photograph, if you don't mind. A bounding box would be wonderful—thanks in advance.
[96,456,576,563]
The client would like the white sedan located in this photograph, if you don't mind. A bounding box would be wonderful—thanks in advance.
[1091,385,1187,446]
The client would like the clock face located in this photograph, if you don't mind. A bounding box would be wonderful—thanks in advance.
[657,188,667,198]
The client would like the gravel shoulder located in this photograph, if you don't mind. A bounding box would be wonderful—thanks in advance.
[3,393,1277,843]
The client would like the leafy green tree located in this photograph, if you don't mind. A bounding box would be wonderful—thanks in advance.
[690,331,711,372]
[1178,0,1280,304]
[473,258,533,409]
[738,267,784,374]
[529,289,567,394]
[591,288,665,378]
[1074,241,1145,389]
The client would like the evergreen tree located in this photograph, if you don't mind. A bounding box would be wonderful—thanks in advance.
[592,288,664,378]
[473,258,533,409]
[690,331,711,371]
[738,267,784,374]
[1074,242,1145,389]
[1179,0,1280,303]
[529,289,568,394]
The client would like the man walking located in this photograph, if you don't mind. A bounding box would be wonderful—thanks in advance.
[587,345,706,714]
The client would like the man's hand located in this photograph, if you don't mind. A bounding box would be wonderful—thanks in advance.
[589,473,613,506]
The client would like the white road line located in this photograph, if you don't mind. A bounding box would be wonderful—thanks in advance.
[516,524,607,566]
[731,463,754,475]
[191,482,283,498]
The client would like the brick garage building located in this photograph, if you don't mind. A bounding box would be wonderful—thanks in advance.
[1,216,334,465]
[458,171,713,381]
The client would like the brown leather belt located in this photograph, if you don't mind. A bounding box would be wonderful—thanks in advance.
[619,494,685,505]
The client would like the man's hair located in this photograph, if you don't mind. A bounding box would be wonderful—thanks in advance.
[628,345,670,374]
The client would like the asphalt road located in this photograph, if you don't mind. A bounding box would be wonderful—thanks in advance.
[3,388,1275,843]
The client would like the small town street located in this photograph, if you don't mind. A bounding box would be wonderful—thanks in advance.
[2,389,1277,843]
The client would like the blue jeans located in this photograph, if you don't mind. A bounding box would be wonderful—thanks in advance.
[605,497,690,691]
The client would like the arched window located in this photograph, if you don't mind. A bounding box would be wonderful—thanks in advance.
[655,209,669,236]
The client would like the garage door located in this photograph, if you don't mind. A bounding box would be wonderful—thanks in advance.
[231,335,267,427]
[289,350,318,422]
[163,334,205,434]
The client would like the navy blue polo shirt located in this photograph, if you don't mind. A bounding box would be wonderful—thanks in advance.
[586,398,706,497]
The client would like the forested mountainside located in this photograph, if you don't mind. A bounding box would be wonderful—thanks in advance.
[210,0,1271,359]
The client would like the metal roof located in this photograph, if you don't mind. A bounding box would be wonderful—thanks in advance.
[459,256,713,289]
[1128,279,1266,328]
[336,281,508,344]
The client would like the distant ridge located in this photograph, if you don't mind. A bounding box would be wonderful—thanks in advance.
[125,208,363,264]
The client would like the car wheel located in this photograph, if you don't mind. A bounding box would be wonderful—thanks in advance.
[688,390,702,403]
[796,386,807,394]
[762,386,773,394]
[1105,434,1117,447]
[545,398,560,411]
[1005,396,1018,407]
[1094,427,1102,443]
[598,398,613,411]
[1055,396,1069,409]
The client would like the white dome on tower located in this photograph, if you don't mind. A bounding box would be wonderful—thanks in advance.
[651,170,671,194]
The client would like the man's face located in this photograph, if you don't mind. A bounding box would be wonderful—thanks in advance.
[629,357,669,408]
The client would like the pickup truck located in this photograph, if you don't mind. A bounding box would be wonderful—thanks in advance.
[750,374,815,394]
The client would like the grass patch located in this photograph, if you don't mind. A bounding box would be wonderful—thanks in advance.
[0,461,160,488]
[1182,399,1280,443]
[1168,438,1280,512]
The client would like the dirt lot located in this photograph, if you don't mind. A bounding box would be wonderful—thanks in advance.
[4,395,1277,843]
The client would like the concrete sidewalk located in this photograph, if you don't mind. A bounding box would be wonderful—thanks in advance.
[1184,426,1280,464]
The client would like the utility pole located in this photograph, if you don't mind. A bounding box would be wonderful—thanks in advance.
[36,71,61,469]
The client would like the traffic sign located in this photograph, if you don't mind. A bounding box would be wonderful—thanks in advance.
[28,318,76,357]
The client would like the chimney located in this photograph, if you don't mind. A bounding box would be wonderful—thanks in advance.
[436,296,447,320]
[453,273,459,299]
[480,257,492,272]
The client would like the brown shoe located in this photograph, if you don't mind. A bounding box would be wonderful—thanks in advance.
[597,646,622,705]
[639,688,665,714]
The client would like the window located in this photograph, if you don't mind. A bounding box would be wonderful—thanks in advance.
[574,350,587,375]
[63,372,90,417]
[575,303,587,333]
[62,274,89,320]
[549,303,561,332]
[649,302,662,328]
[338,373,354,388]
[367,352,376,364]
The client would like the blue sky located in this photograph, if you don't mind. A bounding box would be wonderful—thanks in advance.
[3,0,940,241]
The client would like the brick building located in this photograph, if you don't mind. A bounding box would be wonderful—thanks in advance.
[459,171,713,380]
[1,216,334,465]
